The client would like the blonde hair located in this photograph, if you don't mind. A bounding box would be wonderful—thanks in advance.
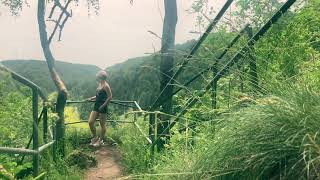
[96,70,108,80]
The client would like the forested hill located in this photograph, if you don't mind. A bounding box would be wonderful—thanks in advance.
[106,40,197,108]
[1,60,100,95]
[0,40,196,108]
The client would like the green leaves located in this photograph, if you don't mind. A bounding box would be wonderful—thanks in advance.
[235,0,282,27]
[0,82,32,147]
[0,0,26,16]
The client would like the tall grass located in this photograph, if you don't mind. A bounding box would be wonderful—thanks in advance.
[107,116,153,174]
[192,87,320,179]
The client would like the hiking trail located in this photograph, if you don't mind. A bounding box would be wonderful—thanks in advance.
[85,145,124,180]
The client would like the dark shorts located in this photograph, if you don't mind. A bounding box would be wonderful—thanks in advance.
[93,103,108,114]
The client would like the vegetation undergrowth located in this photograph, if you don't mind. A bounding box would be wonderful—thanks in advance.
[1,0,320,179]
[113,86,320,179]
[192,87,320,179]
[110,1,320,179]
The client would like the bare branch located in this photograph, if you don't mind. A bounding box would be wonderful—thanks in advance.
[200,11,211,22]
[55,0,72,17]
[147,30,162,40]
[48,0,73,44]
[46,19,59,24]
[48,4,57,19]
[58,15,70,41]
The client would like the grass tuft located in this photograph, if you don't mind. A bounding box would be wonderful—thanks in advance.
[192,87,320,179]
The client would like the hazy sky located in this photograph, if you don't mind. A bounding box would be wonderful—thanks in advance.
[0,0,226,68]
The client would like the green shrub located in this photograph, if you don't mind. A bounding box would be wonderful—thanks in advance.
[107,116,153,173]
[43,156,83,180]
[66,150,97,169]
[0,164,14,180]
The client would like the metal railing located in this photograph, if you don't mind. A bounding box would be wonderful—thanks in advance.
[0,65,152,178]
[63,101,173,160]
[64,100,152,144]
[0,65,53,177]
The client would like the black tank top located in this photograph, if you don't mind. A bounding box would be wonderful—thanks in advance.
[96,88,108,104]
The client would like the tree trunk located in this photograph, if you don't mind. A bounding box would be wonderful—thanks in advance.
[157,0,178,150]
[37,0,68,157]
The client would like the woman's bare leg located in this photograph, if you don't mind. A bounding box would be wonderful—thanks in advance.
[88,111,99,138]
[99,113,107,140]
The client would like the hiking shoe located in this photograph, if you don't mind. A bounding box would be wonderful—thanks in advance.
[90,137,99,146]
[93,138,104,147]
[92,138,101,147]
[100,139,105,146]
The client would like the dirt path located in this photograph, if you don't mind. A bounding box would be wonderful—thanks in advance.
[85,145,124,180]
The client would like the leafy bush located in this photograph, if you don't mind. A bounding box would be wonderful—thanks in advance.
[66,150,97,169]
[0,85,32,147]
[0,164,14,180]
[0,76,86,179]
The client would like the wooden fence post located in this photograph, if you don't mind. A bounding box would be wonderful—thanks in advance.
[149,113,155,163]
[55,91,67,157]
[154,112,158,150]
[52,118,56,162]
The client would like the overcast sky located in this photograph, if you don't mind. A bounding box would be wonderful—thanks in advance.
[0,0,225,68]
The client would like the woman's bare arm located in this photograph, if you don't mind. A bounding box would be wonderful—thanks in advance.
[86,96,96,101]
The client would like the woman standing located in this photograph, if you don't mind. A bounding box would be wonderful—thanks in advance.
[87,70,112,147]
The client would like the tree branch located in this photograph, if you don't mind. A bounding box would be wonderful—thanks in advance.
[37,0,68,95]
[48,0,73,44]
[48,3,57,19]
[58,15,70,41]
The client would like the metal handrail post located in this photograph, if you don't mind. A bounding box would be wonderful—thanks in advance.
[32,89,39,177]
[43,106,48,143]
